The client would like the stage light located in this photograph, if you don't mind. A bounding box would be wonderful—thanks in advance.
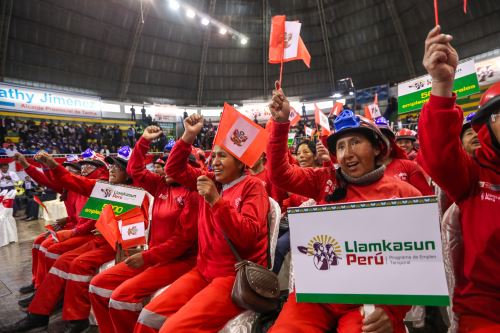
[240,38,248,45]
[219,27,227,35]
[169,0,180,10]
[186,8,195,18]
[201,17,210,26]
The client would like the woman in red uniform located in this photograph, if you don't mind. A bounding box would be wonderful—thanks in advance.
[89,126,199,333]
[374,117,434,195]
[134,114,269,333]
[266,82,421,333]
[418,26,500,333]
[3,146,148,333]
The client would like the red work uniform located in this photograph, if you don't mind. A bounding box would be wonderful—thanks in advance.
[385,158,434,195]
[89,136,198,333]
[134,138,269,333]
[267,120,422,333]
[28,165,149,322]
[418,94,500,333]
[33,167,108,287]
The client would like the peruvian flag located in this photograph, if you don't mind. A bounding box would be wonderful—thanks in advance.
[269,15,311,68]
[329,101,344,117]
[45,224,59,242]
[34,195,49,215]
[214,103,269,168]
[314,104,331,136]
[289,106,301,126]
[366,93,382,120]
[304,125,315,138]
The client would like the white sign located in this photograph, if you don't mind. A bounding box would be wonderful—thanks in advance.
[90,181,146,206]
[289,197,449,306]
[0,83,102,117]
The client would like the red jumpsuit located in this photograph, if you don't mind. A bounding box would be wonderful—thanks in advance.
[28,165,148,322]
[24,165,94,288]
[134,138,269,333]
[385,158,434,195]
[33,167,108,287]
[266,120,421,333]
[418,94,500,333]
[89,136,198,333]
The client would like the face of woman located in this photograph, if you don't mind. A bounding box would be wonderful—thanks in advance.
[153,164,166,177]
[211,145,244,184]
[396,139,414,154]
[297,144,316,168]
[335,133,380,178]
[108,164,128,184]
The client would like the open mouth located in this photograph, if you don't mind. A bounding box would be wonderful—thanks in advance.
[346,161,359,169]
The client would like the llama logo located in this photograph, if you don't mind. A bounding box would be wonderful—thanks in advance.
[298,235,342,270]
[230,129,248,147]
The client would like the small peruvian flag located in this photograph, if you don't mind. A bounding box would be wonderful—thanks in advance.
[314,104,331,136]
[289,106,301,126]
[214,103,269,168]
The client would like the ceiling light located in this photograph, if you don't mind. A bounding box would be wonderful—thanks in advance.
[201,17,210,26]
[219,27,227,35]
[349,91,354,96]
[169,0,180,10]
[332,93,342,98]
[240,38,248,45]
[186,9,195,18]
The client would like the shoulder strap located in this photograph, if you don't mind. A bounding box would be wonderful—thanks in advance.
[222,232,243,262]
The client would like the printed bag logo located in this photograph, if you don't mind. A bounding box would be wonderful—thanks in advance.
[230,129,248,147]
[298,235,342,271]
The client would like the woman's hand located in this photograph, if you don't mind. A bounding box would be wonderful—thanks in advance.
[316,141,331,163]
[362,307,393,333]
[182,114,204,144]
[124,253,145,269]
[13,153,30,169]
[142,125,163,141]
[196,175,220,206]
[34,151,58,169]
[269,81,290,123]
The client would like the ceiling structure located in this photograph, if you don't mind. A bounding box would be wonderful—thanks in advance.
[1,0,499,106]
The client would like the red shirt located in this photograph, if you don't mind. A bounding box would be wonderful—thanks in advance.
[128,137,198,266]
[385,158,434,196]
[166,139,269,281]
[419,94,500,322]
[267,120,422,325]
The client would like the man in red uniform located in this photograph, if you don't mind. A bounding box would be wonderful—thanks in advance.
[266,82,421,333]
[134,114,269,333]
[89,126,199,333]
[418,26,500,333]
[375,117,434,195]
[2,146,149,333]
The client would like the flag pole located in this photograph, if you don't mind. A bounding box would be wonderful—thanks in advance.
[434,0,439,26]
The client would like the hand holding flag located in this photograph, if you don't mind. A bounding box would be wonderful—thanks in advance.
[269,81,290,123]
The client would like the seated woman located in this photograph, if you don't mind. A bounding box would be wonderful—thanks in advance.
[266,82,421,333]
[89,126,199,333]
[3,147,149,333]
[134,114,269,333]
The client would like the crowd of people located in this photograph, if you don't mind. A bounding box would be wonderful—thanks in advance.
[0,26,498,333]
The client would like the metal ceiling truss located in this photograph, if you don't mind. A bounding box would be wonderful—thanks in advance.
[316,0,335,93]
[197,0,217,105]
[0,0,13,81]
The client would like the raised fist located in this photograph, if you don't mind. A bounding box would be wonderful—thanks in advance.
[269,81,290,123]
[143,125,163,141]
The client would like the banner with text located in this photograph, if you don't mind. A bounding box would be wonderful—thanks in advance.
[0,83,102,117]
[288,196,449,306]
[397,59,480,114]
[80,181,146,220]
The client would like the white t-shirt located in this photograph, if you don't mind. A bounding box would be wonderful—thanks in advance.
[0,171,20,188]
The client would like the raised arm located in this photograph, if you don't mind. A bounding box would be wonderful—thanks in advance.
[127,127,163,194]
[165,114,211,190]
[267,82,332,199]
[14,153,64,194]
[34,151,96,197]
[418,26,477,201]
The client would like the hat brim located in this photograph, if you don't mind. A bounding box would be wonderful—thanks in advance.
[327,127,380,153]
[472,95,500,125]
[104,156,127,169]
[395,136,416,141]
[379,128,395,140]
[78,159,106,167]
[62,162,81,170]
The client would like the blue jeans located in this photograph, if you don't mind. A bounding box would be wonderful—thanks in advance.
[273,230,290,274]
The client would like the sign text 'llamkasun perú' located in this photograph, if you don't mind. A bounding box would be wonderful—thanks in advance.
[344,239,435,266]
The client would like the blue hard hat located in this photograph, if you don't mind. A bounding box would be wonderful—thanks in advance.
[461,112,476,139]
[374,116,395,140]
[164,139,176,152]
[326,110,389,155]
